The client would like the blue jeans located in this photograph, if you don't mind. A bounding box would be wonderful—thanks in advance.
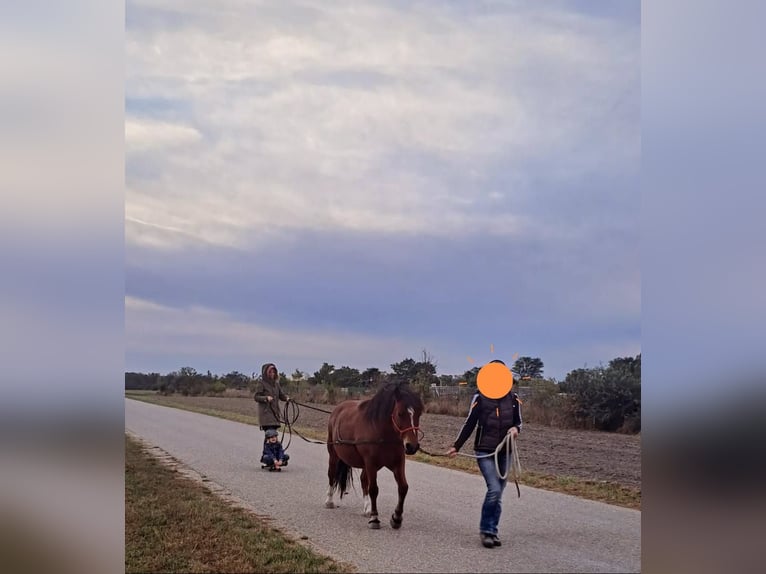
[261,453,289,466]
[477,450,509,536]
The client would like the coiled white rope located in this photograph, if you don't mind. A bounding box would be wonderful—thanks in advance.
[456,432,522,495]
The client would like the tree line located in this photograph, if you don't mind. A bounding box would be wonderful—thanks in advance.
[125,352,640,433]
[125,351,544,394]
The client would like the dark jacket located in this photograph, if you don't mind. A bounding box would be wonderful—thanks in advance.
[262,440,286,462]
[453,391,523,453]
[254,363,288,427]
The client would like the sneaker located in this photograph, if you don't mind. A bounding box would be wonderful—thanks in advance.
[480,533,495,548]
[492,535,502,547]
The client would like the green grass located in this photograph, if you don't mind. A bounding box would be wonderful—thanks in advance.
[127,392,640,510]
[125,435,353,574]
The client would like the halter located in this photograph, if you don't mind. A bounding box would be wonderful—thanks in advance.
[390,406,423,441]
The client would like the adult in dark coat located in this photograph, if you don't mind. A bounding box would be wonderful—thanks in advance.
[253,363,290,441]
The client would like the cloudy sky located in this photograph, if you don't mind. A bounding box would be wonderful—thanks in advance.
[125,0,640,381]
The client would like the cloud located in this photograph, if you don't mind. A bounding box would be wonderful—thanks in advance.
[125,295,423,373]
[124,225,640,379]
[125,117,202,152]
[125,0,640,250]
[124,1,640,378]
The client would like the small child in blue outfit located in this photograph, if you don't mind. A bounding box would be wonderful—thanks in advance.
[261,428,289,471]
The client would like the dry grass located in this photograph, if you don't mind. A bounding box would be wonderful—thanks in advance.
[125,435,353,573]
[410,451,641,509]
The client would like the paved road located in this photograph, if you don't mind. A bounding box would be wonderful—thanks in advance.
[126,399,640,573]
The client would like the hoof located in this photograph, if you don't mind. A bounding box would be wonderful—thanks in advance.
[325,501,335,509]
[368,518,381,529]
[390,515,402,529]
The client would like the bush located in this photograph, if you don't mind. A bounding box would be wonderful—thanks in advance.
[207,381,227,396]
[425,395,470,416]
[560,355,641,432]
[520,379,576,427]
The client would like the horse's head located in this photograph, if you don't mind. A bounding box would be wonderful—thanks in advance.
[391,399,422,455]
[391,388,424,455]
[365,380,425,455]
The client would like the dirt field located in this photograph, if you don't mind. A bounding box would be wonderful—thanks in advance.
[136,395,641,489]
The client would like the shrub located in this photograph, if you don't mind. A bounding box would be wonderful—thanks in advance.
[560,355,641,432]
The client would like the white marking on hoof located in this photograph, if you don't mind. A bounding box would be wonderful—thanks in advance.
[362,495,371,517]
[325,485,335,509]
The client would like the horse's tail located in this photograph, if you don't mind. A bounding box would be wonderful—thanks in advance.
[335,459,353,499]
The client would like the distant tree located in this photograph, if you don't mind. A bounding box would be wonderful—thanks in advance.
[309,362,336,386]
[391,349,437,381]
[390,358,418,380]
[125,372,161,390]
[438,374,455,386]
[608,355,641,378]
[291,369,305,381]
[512,356,544,380]
[331,366,361,387]
[391,350,437,400]
[460,367,480,387]
[361,367,382,387]
[223,371,249,389]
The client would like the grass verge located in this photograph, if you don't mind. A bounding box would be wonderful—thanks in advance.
[410,451,641,509]
[125,435,353,573]
[126,392,640,510]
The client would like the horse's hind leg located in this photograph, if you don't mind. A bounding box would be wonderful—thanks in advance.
[360,469,371,517]
[365,465,380,529]
[325,446,338,509]
[390,461,409,529]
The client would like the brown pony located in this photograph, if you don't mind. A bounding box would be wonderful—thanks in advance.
[324,380,424,529]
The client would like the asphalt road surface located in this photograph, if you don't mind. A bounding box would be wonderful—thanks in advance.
[126,399,640,573]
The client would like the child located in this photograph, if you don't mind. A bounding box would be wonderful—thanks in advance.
[260,428,290,471]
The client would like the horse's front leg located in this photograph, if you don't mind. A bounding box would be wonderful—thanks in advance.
[390,460,408,529]
[365,466,380,529]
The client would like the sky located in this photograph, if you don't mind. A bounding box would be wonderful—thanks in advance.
[125,0,640,381]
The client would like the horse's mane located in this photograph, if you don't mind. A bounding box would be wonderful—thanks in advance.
[363,379,424,424]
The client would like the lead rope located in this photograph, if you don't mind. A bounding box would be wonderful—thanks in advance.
[266,399,406,449]
[267,398,521,493]
[464,433,522,497]
[419,432,522,497]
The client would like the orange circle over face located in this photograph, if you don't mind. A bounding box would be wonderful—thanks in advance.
[477,362,513,399]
